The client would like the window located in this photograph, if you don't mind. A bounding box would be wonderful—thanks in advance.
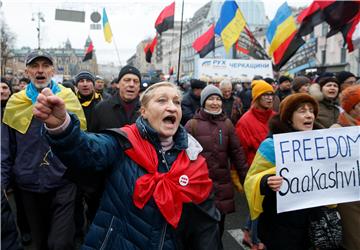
[322,23,328,36]
[321,50,326,65]
[340,47,346,63]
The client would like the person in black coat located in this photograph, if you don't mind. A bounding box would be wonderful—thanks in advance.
[180,79,206,125]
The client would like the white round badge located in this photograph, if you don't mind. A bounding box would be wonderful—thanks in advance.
[179,175,189,186]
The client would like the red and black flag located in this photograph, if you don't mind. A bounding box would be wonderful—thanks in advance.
[192,24,215,58]
[155,2,175,35]
[298,0,360,36]
[83,40,94,62]
[144,35,158,63]
[330,11,360,52]
[236,26,270,60]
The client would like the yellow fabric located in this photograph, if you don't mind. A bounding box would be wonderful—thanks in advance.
[77,92,101,107]
[251,80,274,102]
[221,8,246,53]
[3,85,86,134]
[244,151,276,220]
[230,167,243,193]
[268,15,297,56]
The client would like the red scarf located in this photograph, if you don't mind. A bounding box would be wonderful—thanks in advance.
[121,124,213,228]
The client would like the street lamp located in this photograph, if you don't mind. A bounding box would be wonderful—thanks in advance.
[32,12,45,49]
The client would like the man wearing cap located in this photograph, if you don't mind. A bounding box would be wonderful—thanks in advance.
[180,79,207,125]
[89,65,141,132]
[1,49,86,250]
[94,75,111,100]
[75,70,102,131]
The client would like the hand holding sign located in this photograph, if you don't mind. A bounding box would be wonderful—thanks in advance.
[267,176,283,192]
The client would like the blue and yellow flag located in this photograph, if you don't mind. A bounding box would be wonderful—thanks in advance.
[215,0,246,53]
[266,2,297,57]
[244,138,276,220]
[102,8,113,43]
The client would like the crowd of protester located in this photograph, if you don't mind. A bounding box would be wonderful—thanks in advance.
[1,49,360,250]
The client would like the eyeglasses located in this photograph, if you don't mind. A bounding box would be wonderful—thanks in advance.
[261,93,275,99]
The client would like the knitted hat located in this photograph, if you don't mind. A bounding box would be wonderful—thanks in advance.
[74,71,95,85]
[1,77,12,95]
[318,76,339,89]
[278,75,291,85]
[340,85,360,113]
[190,79,207,89]
[118,65,141,82]
[336,71,355,84]
[251,80,274,102]
[292,76,311,92]
[200,85,223,107]
[279,93,319,123]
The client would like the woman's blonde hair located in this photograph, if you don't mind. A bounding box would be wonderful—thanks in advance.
[140,81,182,108]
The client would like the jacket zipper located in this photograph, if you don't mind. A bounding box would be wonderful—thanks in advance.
[158,149,169,249]
[219,129,223,145]
[100,216,115,250]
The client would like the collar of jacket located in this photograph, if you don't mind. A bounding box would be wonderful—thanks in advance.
[110,94,140,108]
[249,106,274,124]
[195,108,227,122]
[135,116,188,151]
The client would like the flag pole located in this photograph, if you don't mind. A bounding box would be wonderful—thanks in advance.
[176,0,184,83]
[112,37,122,66]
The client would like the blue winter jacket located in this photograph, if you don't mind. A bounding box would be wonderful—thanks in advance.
[1,119,69,192]
[45,114,221,250]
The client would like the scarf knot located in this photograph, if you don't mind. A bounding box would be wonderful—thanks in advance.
[121,124,213,228]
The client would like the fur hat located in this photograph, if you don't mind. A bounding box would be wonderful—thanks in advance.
[340,85,360,113]
[279,93,319,123]
[118,65,141,82]
[200,85,223,107]
[318,76,339,90]
[251,80,274,102]
[74,71,95,85]
[190,79,207,89]
[292,76,311,92]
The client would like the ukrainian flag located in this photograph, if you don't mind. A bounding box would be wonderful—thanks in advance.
[215,0,246,53]
[244,138,276,220]
[266,2,297,57]
[103,8,113,43]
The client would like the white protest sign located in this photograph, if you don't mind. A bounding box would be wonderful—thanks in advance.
[197,59,273,80]
[273,126,360,213]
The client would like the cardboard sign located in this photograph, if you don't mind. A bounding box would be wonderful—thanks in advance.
[273,126,360,213]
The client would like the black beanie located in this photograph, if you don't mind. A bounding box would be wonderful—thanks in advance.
[278,76,291,85]
[118,65,141,82]
[190,79,206,89]
[75,71,95,85]
[336,71,355,84]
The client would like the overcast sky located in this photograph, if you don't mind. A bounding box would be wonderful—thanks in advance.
[1,0,311,66]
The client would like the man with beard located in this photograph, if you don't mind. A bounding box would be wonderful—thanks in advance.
[1,50,86,250]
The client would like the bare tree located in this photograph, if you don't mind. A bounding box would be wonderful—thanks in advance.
[0,19,16,76]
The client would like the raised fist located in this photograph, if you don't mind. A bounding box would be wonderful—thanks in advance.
[33,88,67,128]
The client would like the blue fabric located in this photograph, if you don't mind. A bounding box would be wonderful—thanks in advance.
[26,80,60,104]
[45,114,220,250]
[266,2,292,43]
[257,138,276,165]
